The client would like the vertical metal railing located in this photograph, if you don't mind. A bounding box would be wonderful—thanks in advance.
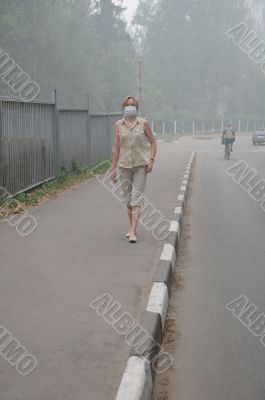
[53,89,60,176]
[0,101,3,188]
[1,99,55,194]
[0,94,122,194]
[150,119,265,135]
[87,94,91,167]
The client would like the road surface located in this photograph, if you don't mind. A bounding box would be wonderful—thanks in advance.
[153,134,265,400]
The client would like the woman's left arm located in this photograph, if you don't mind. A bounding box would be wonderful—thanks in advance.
[144,121,157,173]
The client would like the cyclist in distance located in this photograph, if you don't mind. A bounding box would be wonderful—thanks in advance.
[222,123,235,154]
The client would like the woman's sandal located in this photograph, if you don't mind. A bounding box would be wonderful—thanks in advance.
[126,232,138,238]
[129,235,137,243]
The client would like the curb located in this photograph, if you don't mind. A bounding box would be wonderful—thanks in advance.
[115,150,196,400]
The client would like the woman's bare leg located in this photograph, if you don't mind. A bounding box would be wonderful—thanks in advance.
[127,206,132,228]
[130,206,141,236]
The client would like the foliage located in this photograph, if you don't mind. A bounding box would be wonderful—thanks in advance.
[133,0,265,119]
[0,159,111,217]
[1,0,265,118]
[0,0,133,110]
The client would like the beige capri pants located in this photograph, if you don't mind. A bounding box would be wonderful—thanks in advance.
[119,166,147,207]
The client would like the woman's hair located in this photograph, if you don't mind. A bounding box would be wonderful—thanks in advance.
[122,96,139,109]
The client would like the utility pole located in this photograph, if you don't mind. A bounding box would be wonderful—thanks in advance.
[135,61,144,116]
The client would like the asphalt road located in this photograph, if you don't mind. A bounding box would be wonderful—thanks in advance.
[153,134,265,400]
[0,138,195,400]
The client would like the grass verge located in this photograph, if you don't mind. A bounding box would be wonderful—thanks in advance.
[0,161,110,221]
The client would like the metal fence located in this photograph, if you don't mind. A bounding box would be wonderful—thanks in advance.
[151,119,265,136]
[0,96,122,194]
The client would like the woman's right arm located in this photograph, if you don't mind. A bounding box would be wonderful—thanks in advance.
[111,122,120,183]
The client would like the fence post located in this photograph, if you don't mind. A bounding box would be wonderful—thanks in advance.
[87,94,91,167]
[0,101,3,188]
[192,122,195,134]
[174,121,177,135]
[53,89,60,175]
[151,121,154,132]
[246,120,249,132]
[238,119,241,133]
[107,104,111,158]
[162,121,165,135]
[221,120,224,133]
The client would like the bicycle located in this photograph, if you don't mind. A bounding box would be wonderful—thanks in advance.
[224,141,231,160]
[222,136,234,160]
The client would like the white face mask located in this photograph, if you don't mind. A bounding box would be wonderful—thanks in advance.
[124,105,137,117]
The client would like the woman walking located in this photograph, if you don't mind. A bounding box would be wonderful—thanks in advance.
[111,96,157,243]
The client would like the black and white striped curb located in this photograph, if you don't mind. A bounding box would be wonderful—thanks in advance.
[115,150,196,400]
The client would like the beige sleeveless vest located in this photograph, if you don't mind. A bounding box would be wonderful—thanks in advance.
[117,117,149,168]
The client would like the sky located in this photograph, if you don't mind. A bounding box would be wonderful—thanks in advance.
[121,0,140,23]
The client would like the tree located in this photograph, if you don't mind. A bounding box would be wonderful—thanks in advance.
[93,0,134,108]
[94,0,127,49]
[133,0,265,120]
[0,0,135,111]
